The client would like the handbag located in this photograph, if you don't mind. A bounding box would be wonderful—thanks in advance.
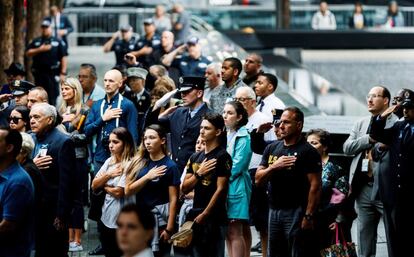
[320,223,357,257]
[88,189,106,221]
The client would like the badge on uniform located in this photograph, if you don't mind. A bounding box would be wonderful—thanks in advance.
[361,158,369,172]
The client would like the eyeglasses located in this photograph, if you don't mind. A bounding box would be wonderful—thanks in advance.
[233,97,252,102]
[77,74,90,79]
[8,116,23,123]
[366,94,384,100]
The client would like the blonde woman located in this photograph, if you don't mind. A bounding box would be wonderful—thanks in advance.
[58,77,90,251]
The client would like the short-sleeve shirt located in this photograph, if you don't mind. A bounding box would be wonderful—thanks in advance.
[260,137,321,209]
[135,156,181,209]
[172,54,211,77]
[26,36,68,71]
[0,162,35,257]
[186,146,232,222]
[111,36,138,66]
[96,157,126,229]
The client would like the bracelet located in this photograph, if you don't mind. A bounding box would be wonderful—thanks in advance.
[194,172,203,179]
[60,72,67,75]
[165,229,173,235]
[304,213,314,221]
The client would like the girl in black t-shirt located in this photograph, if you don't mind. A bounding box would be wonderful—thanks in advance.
[124,124,180,256]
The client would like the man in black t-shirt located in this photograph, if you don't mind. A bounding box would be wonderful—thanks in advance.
[182,113,231,257]
[256,107,321,257]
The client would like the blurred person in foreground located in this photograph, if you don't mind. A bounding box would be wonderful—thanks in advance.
[116,204,155,257]
[0,127,35,257]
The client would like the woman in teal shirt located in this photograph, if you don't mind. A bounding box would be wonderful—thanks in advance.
[223,101,252,257]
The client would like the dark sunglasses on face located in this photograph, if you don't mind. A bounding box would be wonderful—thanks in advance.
[8,116,23,124]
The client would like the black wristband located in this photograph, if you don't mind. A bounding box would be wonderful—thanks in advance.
[165,229,173,235]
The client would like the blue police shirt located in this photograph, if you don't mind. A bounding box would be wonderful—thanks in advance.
[172,54,211,77]
[0,162,35,257]
[26,36,67,71]
[111,36,139,66]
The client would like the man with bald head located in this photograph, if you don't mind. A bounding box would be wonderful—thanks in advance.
[84,69,138,172]
[27,86,49,109]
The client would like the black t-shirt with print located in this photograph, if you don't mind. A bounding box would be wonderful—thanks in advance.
[260,137,321,209]
[186,146,232,222]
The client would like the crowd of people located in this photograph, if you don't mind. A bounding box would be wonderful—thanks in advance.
[0,3,414,257]
[312,0,406,30]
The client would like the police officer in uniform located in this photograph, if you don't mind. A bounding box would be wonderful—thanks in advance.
[370,89,414,257]
[162,36,211,77]
[130,18,161,69]
[0,80,34,126]
[1,62,26,94]
[124,67,151,142]
[103,24,138,67]
[158,76,210,172]
[26,19,68,106]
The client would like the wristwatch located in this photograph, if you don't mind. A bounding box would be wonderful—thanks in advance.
[304,213,314,221]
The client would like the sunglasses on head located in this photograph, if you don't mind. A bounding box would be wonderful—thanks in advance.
[8,116,23,124]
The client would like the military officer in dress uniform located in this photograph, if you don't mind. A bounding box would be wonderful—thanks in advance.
[26,19,68,106]
[103,24,139,67]
[158,76,210,172]
[124,67,151,142]
[370,89,414,257]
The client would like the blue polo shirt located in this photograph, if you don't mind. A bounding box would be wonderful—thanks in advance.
[0,162,35,257]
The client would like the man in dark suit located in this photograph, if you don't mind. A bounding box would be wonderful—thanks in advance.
[158,76,210,172]
[370,89,414,257]
[47,5,74,47]
[30,103,79,257]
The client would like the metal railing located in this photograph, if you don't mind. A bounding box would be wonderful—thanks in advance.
[65,5,414,46]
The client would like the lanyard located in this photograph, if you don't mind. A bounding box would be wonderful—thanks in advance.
[100,94,123,128]
[83,86,95,104]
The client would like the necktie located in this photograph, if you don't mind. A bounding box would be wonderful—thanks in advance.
[186,110,192,125]
[259,100,265,112]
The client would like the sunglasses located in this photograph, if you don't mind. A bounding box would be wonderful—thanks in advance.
[8,116,23,124]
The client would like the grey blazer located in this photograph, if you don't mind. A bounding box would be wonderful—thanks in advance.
[343,114,398,198]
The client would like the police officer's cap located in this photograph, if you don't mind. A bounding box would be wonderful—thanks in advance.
[120,24,132,32]
[143,18,154,25]
[186,36,199,46]
[11,80,35,96]
[41,19,51,27]
[4,62,25,76]
[401,89,414,109]
[178,76,206,92]
[127,67,148,80]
